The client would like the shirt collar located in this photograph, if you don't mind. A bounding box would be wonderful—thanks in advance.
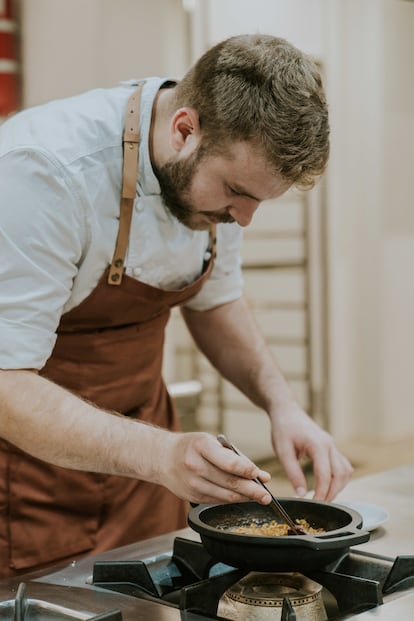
[138,77,176,197]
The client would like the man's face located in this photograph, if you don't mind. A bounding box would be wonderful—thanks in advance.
[156,141,290,231]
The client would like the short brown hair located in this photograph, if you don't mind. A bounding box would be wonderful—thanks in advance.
[173,34,329,189]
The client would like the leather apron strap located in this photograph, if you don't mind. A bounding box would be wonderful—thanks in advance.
[107,80,217,284]
[108,82,144,285]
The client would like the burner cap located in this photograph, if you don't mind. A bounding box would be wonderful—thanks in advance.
[224,572,322,607]
[218,572,327,621]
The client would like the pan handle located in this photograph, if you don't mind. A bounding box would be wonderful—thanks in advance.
[291,528,370,549]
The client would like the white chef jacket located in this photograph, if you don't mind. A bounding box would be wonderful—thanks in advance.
[0,77,244,370]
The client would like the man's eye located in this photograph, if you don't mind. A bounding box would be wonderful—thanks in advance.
[229,186,241,196]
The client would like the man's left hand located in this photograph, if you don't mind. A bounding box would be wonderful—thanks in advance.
[270,402,353,501]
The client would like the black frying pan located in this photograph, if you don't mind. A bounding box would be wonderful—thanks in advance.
[188,498,370,572]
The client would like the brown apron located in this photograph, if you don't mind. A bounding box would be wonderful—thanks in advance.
[0,83,216,578]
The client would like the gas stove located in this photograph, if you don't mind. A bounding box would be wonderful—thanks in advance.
[1,465,413,620]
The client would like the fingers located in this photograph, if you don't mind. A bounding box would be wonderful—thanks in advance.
[183,472,271,505]
[165,428,352,506]
[275,431,353,502]
[166,432,273,505]
[194,435,272,504]
[312,448,353,501]
[198,434,268,481]
[276,442,308,498]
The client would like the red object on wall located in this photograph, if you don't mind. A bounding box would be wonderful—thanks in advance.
[0,0,19,117]
[1,0,14,19]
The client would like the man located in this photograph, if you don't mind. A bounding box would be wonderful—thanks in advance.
[0,34,352,578]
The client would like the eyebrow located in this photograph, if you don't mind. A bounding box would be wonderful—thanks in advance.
[232,183,262,202]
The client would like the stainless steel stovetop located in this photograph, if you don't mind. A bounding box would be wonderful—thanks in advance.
[1,466,413,621]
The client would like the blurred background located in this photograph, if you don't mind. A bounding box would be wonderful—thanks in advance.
[2,0,413,483]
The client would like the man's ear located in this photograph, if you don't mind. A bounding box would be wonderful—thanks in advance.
[170,107,201,155]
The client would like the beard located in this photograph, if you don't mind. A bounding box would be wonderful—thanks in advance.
[155,146,235,230]
[155,150,199,228]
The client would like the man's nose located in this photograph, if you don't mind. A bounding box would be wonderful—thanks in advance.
[228,199,260,227]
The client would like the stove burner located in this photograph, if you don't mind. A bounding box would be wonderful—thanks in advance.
[91,537,414,620]
[217,572,327,621]
[6,582,122,621]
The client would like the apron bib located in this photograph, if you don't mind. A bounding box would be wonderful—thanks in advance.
[0,82,216,577]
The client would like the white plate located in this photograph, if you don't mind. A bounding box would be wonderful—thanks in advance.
[338,501,390,531]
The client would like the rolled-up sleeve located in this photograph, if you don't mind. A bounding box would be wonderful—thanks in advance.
[184,223,244,311]
[0,148,84,369]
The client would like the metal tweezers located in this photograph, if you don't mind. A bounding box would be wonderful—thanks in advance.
[217,433,305,535]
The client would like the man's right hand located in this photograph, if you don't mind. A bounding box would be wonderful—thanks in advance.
[158,431,272,505]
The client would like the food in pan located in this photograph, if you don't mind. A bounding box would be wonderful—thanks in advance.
[223,518,325,536]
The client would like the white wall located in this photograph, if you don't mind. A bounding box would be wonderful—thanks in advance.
[325,0,414,440]
[21,0,189,107]
[324,0,386,438]
[199,0,324,57]
[381,0,414,437]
